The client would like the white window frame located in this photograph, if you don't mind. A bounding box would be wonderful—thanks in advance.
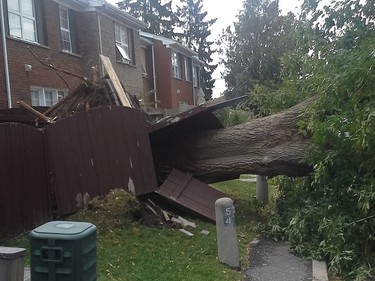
[31,87,68,107]
[193,66,199,87]
[184,57,192,82]
[59,6,72,52]
[141,47,148,76]
[171,51,181,79]
[115,24,131,63]
[7,0,37,42]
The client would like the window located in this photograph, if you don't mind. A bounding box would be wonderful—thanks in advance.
[7,0,37,42]
[141,47,148,76]
[115,24,134,64]
[184,57,192,82]
[59,7,72,52]
[31,88,67,106]
[171,51,181,79]
[193,66,199,87]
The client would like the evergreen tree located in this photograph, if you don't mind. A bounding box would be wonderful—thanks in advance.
[218,0,295,100]
[117,0,178,37]
[177,0,217,100]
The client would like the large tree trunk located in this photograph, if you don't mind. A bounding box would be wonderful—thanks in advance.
[152,98,315,183]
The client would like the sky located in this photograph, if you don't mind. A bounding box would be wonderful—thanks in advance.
[107,0,303,97]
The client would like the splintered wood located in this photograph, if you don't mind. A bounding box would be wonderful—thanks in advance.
[99,54,132,108]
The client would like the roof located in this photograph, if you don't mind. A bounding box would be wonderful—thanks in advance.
[140,31,205,66]
[53,0,147,30]
[100,2,147,30]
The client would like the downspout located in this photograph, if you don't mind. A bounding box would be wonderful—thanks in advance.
[0,0,12,108]
[151,43,157,108]
[97,10,103,73]
[192,61,196,106]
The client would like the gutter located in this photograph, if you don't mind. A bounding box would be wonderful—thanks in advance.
[0,0,12,108]
[151,44,157,108]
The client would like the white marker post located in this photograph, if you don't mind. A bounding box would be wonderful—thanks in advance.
[215,197,240,269]
[256,175,269,203]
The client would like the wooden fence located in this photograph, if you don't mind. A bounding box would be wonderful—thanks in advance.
[0,106,157,241]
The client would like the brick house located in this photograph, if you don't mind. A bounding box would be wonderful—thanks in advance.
[140,31,205,116]
[0,0,146,109]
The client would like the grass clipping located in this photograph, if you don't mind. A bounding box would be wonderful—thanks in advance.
[69,188,160,231]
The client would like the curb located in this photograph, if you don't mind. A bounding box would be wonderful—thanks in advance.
[312,260,329,281]
[24,267,30,281]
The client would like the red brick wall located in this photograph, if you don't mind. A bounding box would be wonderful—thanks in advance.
[0,0,86,108]
[0,0,145,109]
[99,15,144,96]
[152,41,195,110]
[153,41,172,109]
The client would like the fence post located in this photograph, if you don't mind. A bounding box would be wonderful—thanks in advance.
[256,175,269,203]
[215,197,240,269]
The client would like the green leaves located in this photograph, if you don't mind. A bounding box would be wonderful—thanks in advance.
[258,1,375,279]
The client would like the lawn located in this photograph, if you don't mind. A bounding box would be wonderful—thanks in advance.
[5,177,270,281]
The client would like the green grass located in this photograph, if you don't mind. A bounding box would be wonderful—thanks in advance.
[4,176,270,281]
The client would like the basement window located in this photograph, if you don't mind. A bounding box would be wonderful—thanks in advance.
[31,87,67,107]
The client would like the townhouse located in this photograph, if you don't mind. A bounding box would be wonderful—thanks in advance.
[0,0,146,109]
[140,31,205,116]
[0,0,204,116]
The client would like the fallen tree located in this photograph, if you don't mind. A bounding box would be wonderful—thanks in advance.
[151,97,316,183]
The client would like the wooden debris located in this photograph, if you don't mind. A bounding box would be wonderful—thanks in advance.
[17,101,55,123]
[147,199,157,208]
[171,217,183,225]
[161,209,171,221]
[146,203,158,216]
[178,228,194,237]
[99,55,132,108]
[200,230,210,235]
[178,216,196,229]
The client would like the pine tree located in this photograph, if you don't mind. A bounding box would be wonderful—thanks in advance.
[177,0,217,100]
[117,0,178,37]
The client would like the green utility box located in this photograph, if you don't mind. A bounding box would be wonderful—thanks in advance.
[29,221,96,281]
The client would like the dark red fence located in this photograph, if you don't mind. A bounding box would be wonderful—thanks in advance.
[0,106,157,241]
[0,123,51,240]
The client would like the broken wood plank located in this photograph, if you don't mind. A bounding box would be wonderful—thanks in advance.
[17,101,55,123]
[161,210,170,221]
[99,54,132,108]
[178,216,196,229]
[178,228,194,237]
[200,230,210,235]
[171,217,183,225]
[146,203,157,216]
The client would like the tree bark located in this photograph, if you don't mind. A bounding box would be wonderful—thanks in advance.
[152,97,315,183]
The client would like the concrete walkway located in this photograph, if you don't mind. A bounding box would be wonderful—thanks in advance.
[24,267,30,281]
[246,239,328,281]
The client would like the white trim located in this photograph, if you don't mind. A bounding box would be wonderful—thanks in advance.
[30,87,68,106]
[59,6,72,52]
[7,0,37,42]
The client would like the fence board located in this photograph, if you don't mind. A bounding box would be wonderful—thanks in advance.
[45,106,158,216]
[1,106,158,239]
[0,123,50,241]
